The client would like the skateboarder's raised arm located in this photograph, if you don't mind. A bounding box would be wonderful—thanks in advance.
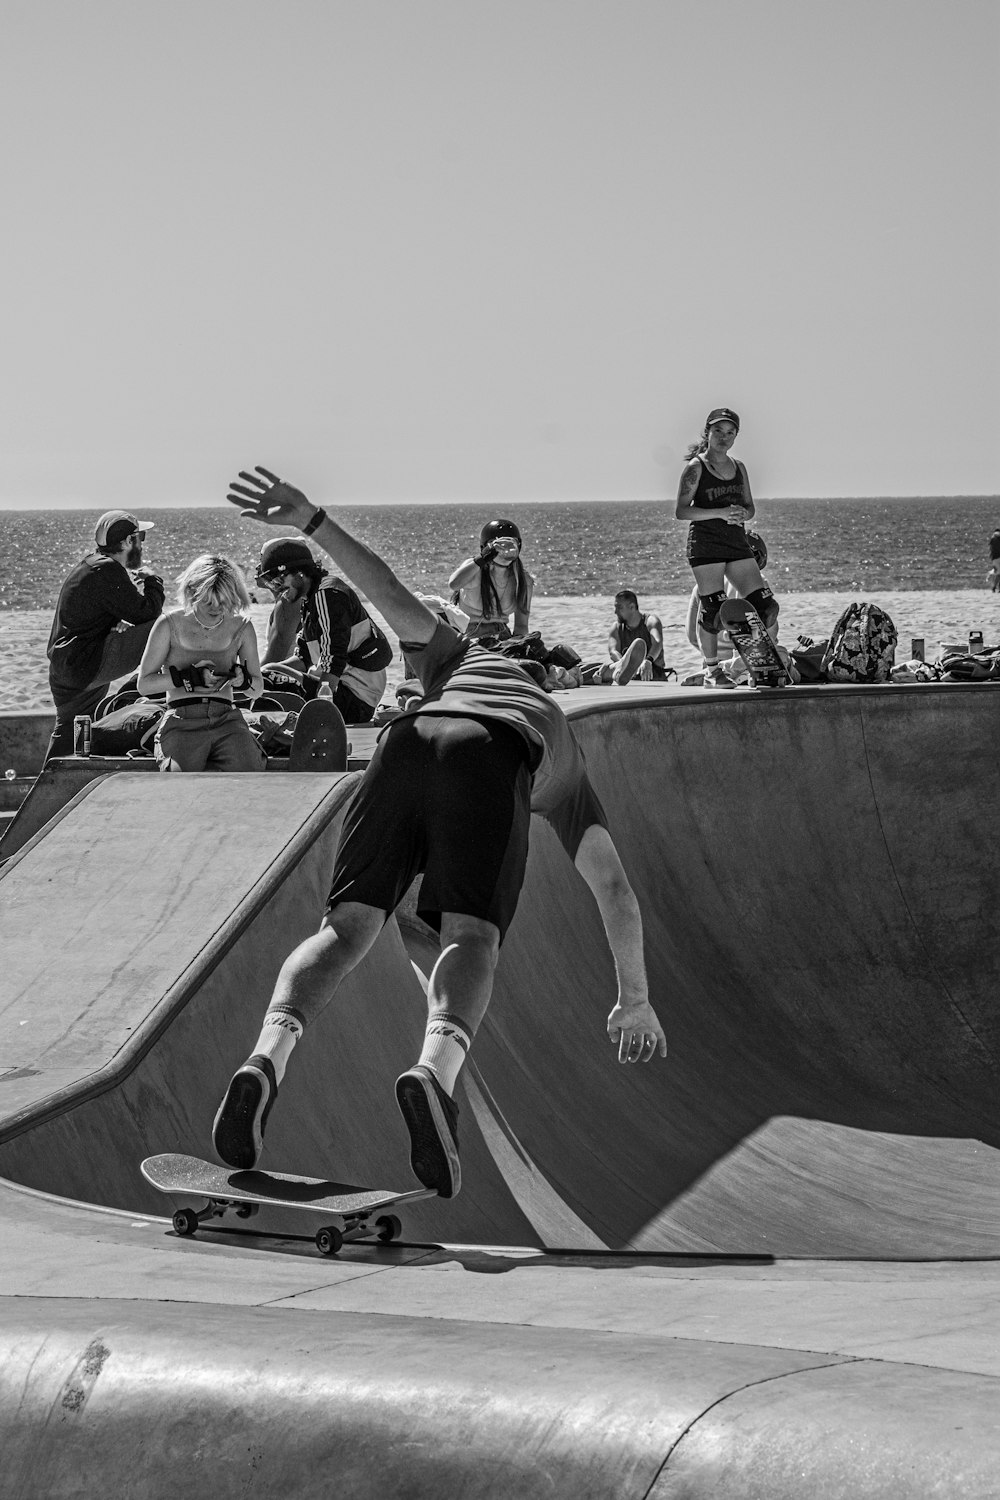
[573,825,667,1064]
[227,467,439,646]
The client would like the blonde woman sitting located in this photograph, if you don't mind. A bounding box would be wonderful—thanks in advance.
[138,554,266,772]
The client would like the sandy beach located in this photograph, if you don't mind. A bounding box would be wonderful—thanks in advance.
[2,590,996,712]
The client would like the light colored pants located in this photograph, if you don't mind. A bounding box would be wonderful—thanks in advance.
[155,701,267,773]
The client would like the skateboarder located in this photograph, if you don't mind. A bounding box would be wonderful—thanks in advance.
[214,467,666,1199]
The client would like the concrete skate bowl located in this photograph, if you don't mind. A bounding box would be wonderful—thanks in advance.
[1,684,999,1261]
[466,683,1000,1256]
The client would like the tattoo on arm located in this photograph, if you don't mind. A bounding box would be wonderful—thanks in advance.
[676,463,700,511]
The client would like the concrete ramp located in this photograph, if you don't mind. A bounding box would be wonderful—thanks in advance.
[3,686,1000,1258]
[0,773,536,1246]
[471,684,1000,1256]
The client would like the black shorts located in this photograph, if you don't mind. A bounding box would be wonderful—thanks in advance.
[687,520,756,567]
[326,713,532,941]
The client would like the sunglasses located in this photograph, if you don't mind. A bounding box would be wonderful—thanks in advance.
[255,568,291,586]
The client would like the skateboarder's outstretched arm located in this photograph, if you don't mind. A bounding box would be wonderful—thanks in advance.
[573,825,667,1064]
[228,467,439,646]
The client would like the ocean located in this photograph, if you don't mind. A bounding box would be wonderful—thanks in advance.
[2,495,999,609]
[1,496,998,712]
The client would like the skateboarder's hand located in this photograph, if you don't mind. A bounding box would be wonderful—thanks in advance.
[228,466,314,529]
[607,999,666,1063]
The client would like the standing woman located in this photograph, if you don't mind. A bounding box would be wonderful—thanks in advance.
[675,407,779,687]
[449,519,534,641]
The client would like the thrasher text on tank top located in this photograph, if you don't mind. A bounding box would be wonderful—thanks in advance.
[692,459,745,511]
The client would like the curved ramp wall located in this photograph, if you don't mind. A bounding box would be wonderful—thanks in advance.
[0,772,536,1246]
[2,687,1000,1257]
[473,684,1000,1256]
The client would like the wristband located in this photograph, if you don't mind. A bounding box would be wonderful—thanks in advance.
[301,507,327,537]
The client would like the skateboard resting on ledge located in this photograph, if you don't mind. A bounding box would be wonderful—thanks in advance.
[140,1153,435,1257]
[719,599,791,688]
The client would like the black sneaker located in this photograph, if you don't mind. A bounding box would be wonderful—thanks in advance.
[395,1065,461,1198]
[212,1055,277,1170]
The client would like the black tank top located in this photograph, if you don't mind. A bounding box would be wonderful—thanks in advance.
[616,615,663,666]
[692,458,746,511]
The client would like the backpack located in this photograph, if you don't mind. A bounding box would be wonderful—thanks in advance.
[821,603,897,683]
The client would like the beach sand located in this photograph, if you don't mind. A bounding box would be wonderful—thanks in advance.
[3,590,997,711]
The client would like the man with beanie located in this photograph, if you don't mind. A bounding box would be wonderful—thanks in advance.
[45,510,165,761]
[255,536,391,724]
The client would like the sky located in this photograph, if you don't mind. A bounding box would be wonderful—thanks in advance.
[0,0,996,508]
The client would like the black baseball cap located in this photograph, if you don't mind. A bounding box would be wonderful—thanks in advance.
[706,407,740,431]
[257,537,316,576]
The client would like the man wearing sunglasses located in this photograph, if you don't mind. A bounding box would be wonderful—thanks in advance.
[45,509,165,762]
[254,536,391,724]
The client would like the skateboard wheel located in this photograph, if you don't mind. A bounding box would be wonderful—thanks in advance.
[173,1208,199,1237]
[315,1225,344,1257]
[375,1214,402,1244]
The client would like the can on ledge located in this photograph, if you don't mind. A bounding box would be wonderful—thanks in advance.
[73,715,92,757]
[910,637,924,661]
[970,630,984,652]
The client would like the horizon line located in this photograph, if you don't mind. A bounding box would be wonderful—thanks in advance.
[0,493,997,512]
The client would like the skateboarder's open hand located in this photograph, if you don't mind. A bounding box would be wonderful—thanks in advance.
[607,998,667,1064]
[228,467,314,530]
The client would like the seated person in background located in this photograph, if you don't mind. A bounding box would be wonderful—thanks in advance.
[255,537,391,724]
[45,510,165,762]
[137,554,266,772]
[609,591,667,681]
[449,519,534,640]
[988,529,1000,592]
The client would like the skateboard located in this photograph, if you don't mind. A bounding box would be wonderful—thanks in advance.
[287,698,349,771]
[718,599,791,688]
[140,1153,435,1256]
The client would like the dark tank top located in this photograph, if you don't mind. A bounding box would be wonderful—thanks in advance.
[692,458,746,512]
[615,615,665,674]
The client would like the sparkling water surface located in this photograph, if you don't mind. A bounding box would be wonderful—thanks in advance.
[1,495,997,610]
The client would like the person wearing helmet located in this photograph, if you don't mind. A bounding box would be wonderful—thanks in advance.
[212,466,666,1201]
[675,408,780,688]
[448,519,534,640]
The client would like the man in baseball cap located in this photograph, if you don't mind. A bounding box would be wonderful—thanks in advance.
[44,511,165,761]
[93,510,155,548]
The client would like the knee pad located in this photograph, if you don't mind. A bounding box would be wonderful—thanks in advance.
[746,586,779,629]
[697,590,727,634]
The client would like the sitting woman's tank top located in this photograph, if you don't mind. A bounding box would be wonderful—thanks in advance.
[162,611,250,702]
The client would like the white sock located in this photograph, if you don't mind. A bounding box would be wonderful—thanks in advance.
[251,1008,304,1086]
[417,1014,473,1096]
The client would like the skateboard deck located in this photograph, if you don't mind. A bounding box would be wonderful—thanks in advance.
[719,599,790,687]
[140,1153,434,1256]
[287,698,349,772]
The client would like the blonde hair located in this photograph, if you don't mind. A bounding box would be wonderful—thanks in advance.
[175,554,252,617]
